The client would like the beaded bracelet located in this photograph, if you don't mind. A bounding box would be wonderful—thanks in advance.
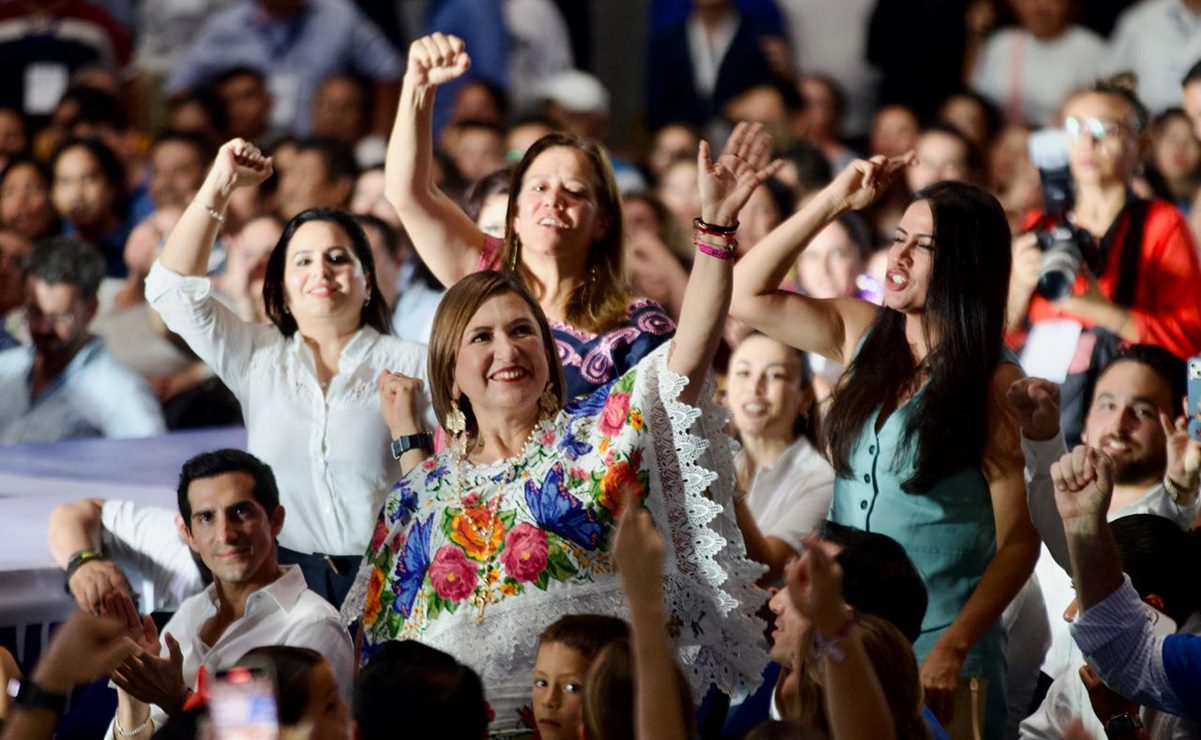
[693,217,739,236]
[812,615,856,664]
[694,237,736,261]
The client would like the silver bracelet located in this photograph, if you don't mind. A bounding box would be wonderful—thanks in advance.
[114,714,151,737]
[195,200,226,223]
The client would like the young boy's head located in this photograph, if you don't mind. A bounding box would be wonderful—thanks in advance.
[532,614,630,740]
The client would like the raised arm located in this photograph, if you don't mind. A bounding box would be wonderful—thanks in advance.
[669,123,781,405]
[385,33,488,286]
[730,155,912,362]
[48,499,135,614]
[159,139,271,277]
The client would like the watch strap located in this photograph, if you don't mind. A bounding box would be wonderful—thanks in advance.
[63,549,105,594]
[9,679,67,714]
[391,432,433,459]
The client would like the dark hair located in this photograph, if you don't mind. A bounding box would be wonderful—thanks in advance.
[1097,344,1187,410]
[834,211,873,262]
[262,208,393,336]
[744,721,806,740]
[50,137,130,217]
[167,88,229,137]
[735,331,820,446]
[820,521,929,643]
[354,213,400,260]
[295,136,360,184]
[214,65,267,89]
[56,84,127,131]
[463,166,514,223]
[538,614,630,661]
[23,236,104,302]
[1183,59,1201,87]
[152,129,217,169]
[1079,74,1151,133]
[937,91,1003,145]
[0,157,60,238]
[176,449,280,528]
[802,74,848,121]
[1111,514,1201,625]
[503,132,630,333]
[824,182,1012,492]
[455,78,510,122]
[237,645,324,726]
[761,177,797,225]
[355,640,487,740]
[427,271,565,434]
[780,141,833,195]
[919,123,986,185]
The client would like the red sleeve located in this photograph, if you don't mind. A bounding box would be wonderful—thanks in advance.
[1126,202,1201,358]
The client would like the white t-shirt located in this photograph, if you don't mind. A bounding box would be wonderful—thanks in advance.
[745,436,835,554]
[1106,0,1201,114]
[972,26,1106,126]
[100,500,203,613]
[107,565,354,738]
[146,260,431,555]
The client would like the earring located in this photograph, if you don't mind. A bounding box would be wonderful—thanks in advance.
[446,399,467,436]
[283,304,291,315]
[538,386,558,421]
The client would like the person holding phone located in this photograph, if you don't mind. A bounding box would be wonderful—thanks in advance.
[730,152,1040,739]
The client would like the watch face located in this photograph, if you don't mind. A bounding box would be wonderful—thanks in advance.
[1107,714,1142,734]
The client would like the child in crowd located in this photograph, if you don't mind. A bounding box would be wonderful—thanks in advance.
[525,614,630,739]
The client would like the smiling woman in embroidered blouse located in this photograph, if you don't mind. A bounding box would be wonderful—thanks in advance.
[344,123,779,733]
[387,34,674,400]
[146,139,429,607]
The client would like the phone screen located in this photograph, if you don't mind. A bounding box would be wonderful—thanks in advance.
[208,666,279,740]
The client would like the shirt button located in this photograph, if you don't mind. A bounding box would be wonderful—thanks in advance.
[863,473,871,483]
[860,500,868,510]
[868,445,876,454]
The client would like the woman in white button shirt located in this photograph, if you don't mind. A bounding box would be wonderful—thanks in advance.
[145,139,430,607]
[727,332,835,584]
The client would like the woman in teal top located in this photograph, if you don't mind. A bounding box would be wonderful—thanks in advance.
[731,155,1039,740]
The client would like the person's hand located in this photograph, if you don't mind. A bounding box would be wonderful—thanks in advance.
[1051,446,1114,532]
[1162,400,1201,499]
[1079,665,1140,725]
[1006,376,1061,441]
[379,371,424,438]
[1010,232,1041,298]
[208,139,272,199]
[822,153,915,214]
[784,534,851,637]
[697,122,784,228]
[612,496,665,609]
[104,591,189,712]
[68,559,135,615]
[406,33,471,88]
[30,612,135,695]
[920,644,966,725]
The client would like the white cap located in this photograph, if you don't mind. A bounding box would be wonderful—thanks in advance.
[541,70,610,115]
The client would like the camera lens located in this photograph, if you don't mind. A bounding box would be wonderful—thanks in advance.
[1036,245,1080,301]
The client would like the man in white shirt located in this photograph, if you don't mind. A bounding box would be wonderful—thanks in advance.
[105,449,353,738]
[1010,345,1201,685]
[0,237,165,444]
[1106,0,1201,114]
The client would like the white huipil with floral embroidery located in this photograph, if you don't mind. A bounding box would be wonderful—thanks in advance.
[342,342,768,731]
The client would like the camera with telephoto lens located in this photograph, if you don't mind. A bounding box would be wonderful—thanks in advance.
[1027,128,1102,301]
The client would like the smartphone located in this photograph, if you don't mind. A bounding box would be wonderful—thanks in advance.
[207,666,279,740]
[1187,356,1201,441]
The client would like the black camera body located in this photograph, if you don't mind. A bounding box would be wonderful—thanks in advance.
[1028,129,1101,301]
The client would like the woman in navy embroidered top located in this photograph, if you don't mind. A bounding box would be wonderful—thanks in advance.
[385,33,673,399]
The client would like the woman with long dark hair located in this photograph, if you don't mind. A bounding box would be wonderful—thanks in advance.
[731,155,1039,739]
[147,139,429,606]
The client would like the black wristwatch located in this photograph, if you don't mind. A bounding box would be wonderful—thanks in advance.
[63,549,105,594]
[7,678,67,714]
[1104,712,1144,737]
[391,432,433,459]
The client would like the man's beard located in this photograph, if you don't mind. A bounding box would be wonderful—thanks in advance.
[1111,447,1167,486]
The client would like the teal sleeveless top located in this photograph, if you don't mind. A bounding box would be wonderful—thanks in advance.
[829,348,1020,681]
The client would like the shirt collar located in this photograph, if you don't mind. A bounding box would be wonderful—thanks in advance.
[289,325,380,372]
[203,564,308,614]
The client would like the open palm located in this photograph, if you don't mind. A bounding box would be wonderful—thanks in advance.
[698,122,782,227]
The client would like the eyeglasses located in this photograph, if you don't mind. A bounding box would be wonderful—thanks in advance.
[1063,116,1132,141]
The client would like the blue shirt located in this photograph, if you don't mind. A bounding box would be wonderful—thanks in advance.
[426,0,508,136]
[166,0,402,135]
[0,338,165,444]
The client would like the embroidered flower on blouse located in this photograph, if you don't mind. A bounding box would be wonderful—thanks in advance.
[429,545,478,602]
[450,504,506,561]
[500,523,549,583]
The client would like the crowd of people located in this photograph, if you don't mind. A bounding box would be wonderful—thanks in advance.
[2,0,1201,738]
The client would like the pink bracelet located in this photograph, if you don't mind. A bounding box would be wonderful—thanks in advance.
[694,237,736,260]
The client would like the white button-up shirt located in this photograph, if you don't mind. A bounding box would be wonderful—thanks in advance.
[146,261,431,555]
[108,565,354,738]
[0,339,165,444]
